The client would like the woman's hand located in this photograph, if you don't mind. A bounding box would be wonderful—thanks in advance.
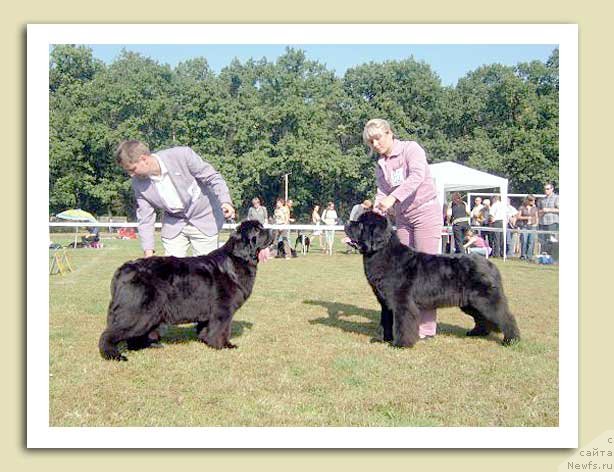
[376,195,397,213]
[222,203,235,220]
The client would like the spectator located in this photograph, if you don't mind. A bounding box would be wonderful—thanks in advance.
[286,199,296,223]
[538,183,560,256]
[273,197,292,259]
[363,118,442,340]
[506,198,519,257]
[349,199,373,222]
[489,195,505,257]
[286,199,296,243]
[82,226,100,245]
[321,201,338,256]
[446,192,470,253]
[470,196,484,226]
[480,198,491,229]
[115,140,234,259]
[463,228,490,258]
[247,197,268,225]
[480,198,495,255]
[517,195,539,260]
[311,204,324,251]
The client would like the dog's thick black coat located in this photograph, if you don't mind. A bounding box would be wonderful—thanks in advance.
[345,212,520,347]
[99,220,273,361]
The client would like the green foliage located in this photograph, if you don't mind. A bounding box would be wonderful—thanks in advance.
[49,46,559,219]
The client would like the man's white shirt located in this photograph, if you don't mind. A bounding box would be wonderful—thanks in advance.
[149,154,185,213]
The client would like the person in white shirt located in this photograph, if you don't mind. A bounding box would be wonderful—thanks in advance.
[321,202,338,255]
[116,141,235,258]
[488,196,506,258]
[505,198,519,257]
[311,205,324,251]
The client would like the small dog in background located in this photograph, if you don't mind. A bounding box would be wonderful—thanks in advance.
[275,239,297,258]
[295,232,311,255]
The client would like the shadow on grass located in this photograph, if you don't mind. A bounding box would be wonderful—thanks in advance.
[162,320,254,345]
[304,299,474,342]
[304,300,380,338]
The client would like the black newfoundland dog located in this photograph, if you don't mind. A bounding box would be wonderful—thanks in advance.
[345,212,520,348]
[99,220,273,361]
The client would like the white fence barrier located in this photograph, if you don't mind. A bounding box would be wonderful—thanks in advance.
[49,221,559,235]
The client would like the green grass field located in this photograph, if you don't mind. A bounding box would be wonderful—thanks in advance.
[48,231,559,427]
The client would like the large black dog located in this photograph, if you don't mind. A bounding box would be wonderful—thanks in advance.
[99,220,273,361]
[345,212,520,347]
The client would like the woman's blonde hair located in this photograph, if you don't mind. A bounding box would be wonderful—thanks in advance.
[362,119,394,155]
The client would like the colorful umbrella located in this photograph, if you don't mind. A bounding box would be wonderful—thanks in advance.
[56,209,97,222]
[55,209,97,247]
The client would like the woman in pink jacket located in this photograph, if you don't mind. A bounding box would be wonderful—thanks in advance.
[362,119,442,340]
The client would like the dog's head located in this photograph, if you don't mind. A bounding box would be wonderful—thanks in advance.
[227,220,274,263]
[344,211,393,254]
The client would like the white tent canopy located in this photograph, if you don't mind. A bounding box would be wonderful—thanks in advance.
[429,161,509,259]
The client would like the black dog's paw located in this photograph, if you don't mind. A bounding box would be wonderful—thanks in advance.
[392,337,418,348]
[390,342,407,350]
[200,337,236,349]
[502,336,520,346]
[100,351,128,361]
[466,327,490,337]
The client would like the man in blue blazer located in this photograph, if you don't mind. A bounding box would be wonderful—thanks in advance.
[115,140,235,258]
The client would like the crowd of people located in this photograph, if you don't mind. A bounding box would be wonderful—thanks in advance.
[444,185,559,260]
[243,197,374,257]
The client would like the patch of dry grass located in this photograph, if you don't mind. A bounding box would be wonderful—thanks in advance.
[48,232,559,427]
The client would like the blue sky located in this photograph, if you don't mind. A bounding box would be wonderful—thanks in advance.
[86,44,557,87]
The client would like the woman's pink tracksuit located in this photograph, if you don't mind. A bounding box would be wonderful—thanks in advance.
[375,139,442,338]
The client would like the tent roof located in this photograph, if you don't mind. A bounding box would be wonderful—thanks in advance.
[429,161,507,192]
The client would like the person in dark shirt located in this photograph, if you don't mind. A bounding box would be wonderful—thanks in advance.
[446,192,470,253]
[82,226,100,245]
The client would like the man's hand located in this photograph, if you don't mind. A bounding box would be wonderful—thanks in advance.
[144,249,155,258]
[376,195,397,213]
[222,203,235,220]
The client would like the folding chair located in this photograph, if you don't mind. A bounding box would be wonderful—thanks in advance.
[49,248,73,275]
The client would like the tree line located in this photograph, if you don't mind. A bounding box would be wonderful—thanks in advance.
[49,45,559,221]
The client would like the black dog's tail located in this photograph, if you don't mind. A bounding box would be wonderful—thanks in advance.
[99,266,137,361]
[489,262,521,344]
[500,303,521,345]
[475,258,520,345]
